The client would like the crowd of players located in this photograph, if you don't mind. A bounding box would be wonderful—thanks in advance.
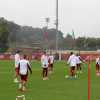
[13,51,100,92]
[14,51,54,92]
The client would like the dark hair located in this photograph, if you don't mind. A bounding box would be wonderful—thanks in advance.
[23,55,27,59]
[76,53,78,56]
[16,50,20,53]
[43,51,46,54]
[70,52,73,55]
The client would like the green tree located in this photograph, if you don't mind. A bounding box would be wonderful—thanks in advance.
[0,18,9,52]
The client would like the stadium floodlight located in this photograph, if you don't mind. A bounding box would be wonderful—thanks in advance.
[16,95,25,100]
[44,18,50,51]
[45,17,50,29]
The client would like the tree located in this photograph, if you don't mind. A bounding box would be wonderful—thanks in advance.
[76,37,85,50]
[63,34,76,50]
[0,18,9,52]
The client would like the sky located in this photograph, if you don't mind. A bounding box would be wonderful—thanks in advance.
[0,0,100,38]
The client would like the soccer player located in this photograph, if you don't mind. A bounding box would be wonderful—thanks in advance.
[48,53,54,73]
[41,51,49,80]
[18,55,32,91]
[76,53,83,74]
[14,50,20,83]
[95,56,100,76]
[66,52,77,78]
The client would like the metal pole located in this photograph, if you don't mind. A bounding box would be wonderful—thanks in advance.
[45,18,49,51]
[88,57,91,100]
[56,0,58,51]
[45,18,50,29]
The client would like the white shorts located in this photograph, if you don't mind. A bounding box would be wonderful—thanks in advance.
[42,64,48,68]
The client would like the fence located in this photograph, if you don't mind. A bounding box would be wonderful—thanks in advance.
[0,51,100,60]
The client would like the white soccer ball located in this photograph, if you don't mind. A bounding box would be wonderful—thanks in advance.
[65,75,69,78]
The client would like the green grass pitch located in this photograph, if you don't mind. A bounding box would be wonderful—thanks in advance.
[0,60,100,100]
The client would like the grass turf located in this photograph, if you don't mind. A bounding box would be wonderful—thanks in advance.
[0,60,99,100]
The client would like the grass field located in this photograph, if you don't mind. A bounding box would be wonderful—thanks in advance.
[0,60,100,100]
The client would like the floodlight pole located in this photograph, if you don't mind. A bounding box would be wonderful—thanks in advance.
[45,18,50,51]
[56,0,59,51]
[45,17,50,29]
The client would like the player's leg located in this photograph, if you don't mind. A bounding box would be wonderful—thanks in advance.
[14,68,19,83]
[42,68,46,80]
[45,68,48,79]
[14,61,20,83]
[99,65,100,73]
[72,67,77,78]
[18,75,26,91]
[72,67,75,76]
[79,63,82,73]
[96,64,98,73]
[70,67,73,77]
[76,64,79,73]
[21,75,27,91]
[22,81,26,91]
[98,66,100,76]
[18,75,23,91]
[18,82,22,90]
[48,63,51,72]
[96,64,99,74]
[49,64,53,74]
[51,64,53,71]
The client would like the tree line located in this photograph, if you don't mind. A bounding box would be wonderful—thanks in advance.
[0,17,100,52]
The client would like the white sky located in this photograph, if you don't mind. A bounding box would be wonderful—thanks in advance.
[0,0,100,38]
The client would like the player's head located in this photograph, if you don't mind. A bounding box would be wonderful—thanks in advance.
[43,51,46,55]
[16,50,20,53]
[76,53,79,56]
[70,52,73,55]
[23,55,27,59]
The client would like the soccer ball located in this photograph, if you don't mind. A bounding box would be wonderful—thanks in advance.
[65,75,69,78]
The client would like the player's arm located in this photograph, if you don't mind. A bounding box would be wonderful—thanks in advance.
[67,56,71,64]
[27,62,32,74]
[52,56,54,63]
[79,56,85,63]
[17,63,20,74]
[41,56,43,63]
